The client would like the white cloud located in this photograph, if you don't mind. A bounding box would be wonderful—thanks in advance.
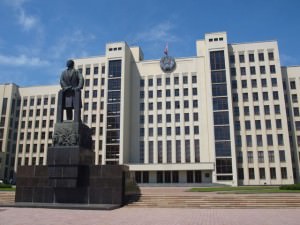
[134,21,180,43]
[5,0,39,31]
[50,30,96,59]
[0,54,49,67]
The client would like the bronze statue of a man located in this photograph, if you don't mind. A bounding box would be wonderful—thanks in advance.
[57,59,84,122]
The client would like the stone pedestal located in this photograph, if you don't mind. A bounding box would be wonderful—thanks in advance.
[15,121,130,207]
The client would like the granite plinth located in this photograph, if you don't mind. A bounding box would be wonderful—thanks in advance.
[15,165,129,205]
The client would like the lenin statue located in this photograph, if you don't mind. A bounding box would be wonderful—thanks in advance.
[57,59,84,122]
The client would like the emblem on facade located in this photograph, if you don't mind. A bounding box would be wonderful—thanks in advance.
[160,43,176,72]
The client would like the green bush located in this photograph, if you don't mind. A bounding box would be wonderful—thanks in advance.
[279,183,300,190]
[0,183,12,189]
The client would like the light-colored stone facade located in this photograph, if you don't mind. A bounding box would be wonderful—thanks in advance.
[0,32,299,185]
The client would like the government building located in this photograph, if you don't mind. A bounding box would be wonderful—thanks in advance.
[1,32,300,186]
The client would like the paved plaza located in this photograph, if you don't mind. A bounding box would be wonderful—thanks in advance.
[0,207,300,225]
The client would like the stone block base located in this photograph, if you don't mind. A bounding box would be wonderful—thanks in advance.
[15,165,128,205]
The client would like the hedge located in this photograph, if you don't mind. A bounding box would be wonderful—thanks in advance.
[279,183,300,190]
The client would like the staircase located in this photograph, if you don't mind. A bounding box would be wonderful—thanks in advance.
[0,191,15,205]
[126,189,300,208]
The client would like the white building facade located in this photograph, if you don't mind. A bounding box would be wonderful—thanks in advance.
[0,32,299,186]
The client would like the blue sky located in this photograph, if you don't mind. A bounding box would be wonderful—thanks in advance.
[0,0,299,86]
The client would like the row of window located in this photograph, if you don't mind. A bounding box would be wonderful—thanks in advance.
[140,75,197,87]
[19,131,53,141]
[232,77,278,89]
[235,134,285,147]
[20,120,54,129]
[140,126,200,136]
[238,167,287,180]
[21,96,55,107]
[231,65,276,76]
[232,91,281,102]
[234,104,282,117]
[84,78,105,87]
[140,100,199,111]
[237,150,286,163]
[140,88,198,99]
[140,113,199,124]
[21,108,55,118]
[235,119,283,130]
[78,66,105,75]
[230,52,274,64]
[84,89,105,99]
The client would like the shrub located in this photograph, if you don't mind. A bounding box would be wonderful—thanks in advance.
[279,183,300,190]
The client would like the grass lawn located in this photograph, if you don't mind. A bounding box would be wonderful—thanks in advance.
[0,187,15,191]
[189,186,300,194]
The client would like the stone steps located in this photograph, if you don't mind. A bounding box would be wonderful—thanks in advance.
[126,194,300,208]
[0,192,15,204]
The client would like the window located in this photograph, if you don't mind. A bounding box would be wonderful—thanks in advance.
[183,76,188,84]
[157,78,162,86]
[264,105,270,115]
[243,93,248,101]
[259,168,266,179]
[242,80,247,88]
[230,68,236,76]
[157,90,162,98]
[254,105,260,115]
[249,168,255,179]
[192,75,197,83]
[245,120,251,130]
[246,135,252,147]
[268,151,275,162]
[93,90,97,98]
[93,78,98,86]
[94,66,98,74]
[281,167,287,179]
[247,151,253,163]
[292,94,298,103]
[257,135,263,146]
[86,67,90,75]
[265,120,271,130]
[273,91,279,100]
[290,81,296,89]
[184,100,189,108]
[251,79,257,88]
[239,54,245,63]
[268,52,274,60]
[270,168,276,179]
[274,105,280,114]
[255,120,261,130]
[294,107,300,116]
[250,66,256,75]
[271,78,277,87]
[85,79,90,87]
[253,93,259,101]
[174,77,179,84]
[249,53,255,62]
[261,79,267,87]
[183,88,189,96]
[258,151,264,163]
[193,113,198,121]
[267,134,273,146]
[240,67,246,75]
[270,65,276,74]
[278,134,284,146]
[279,150,286,162]
[244,106,249,115]
[263,92,268,101]
[276,119,282,129]
[258,52,264,61]
[260,66,266,74]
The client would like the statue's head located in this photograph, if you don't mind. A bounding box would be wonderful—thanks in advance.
[66,59,74,69]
